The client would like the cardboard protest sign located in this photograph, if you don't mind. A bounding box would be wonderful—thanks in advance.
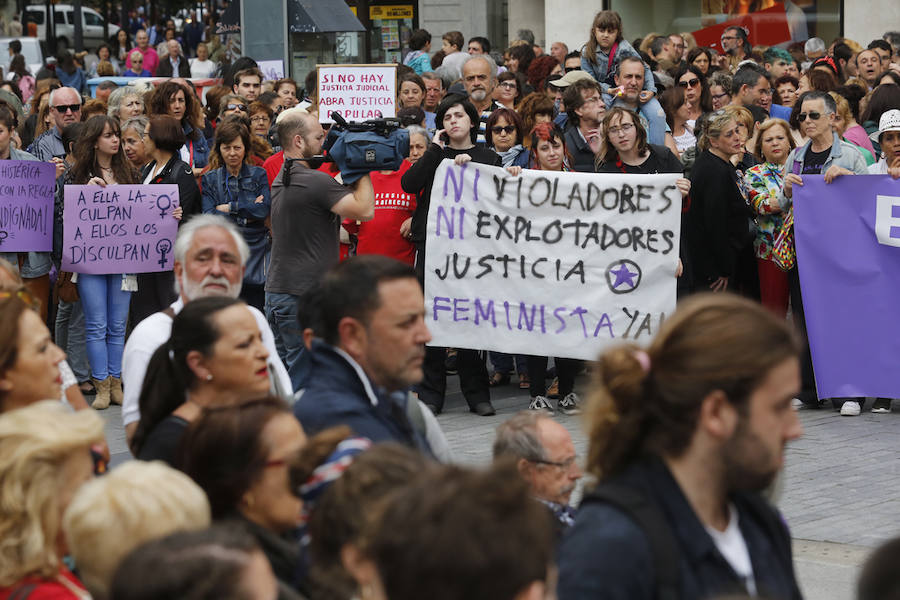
[0,161,56,252]
[794,175,900,399]
[317,64,397,124]
[425,160,681,361]
[62,184,179,275]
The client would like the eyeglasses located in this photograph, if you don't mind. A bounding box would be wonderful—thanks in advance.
[678,78,701,88]
[491,125,516,134]
[721,35,739,42]
[226,103,248,112]
[608,122,635,136]
[498,81,518,90]
[53,104,81,113]
[0,289,39,309]
[797,111,823,122]
[250,115,269,124]
[529,455,579,470]
[711,92,730,101]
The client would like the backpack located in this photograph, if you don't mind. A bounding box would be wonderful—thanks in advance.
[580,482,797,600]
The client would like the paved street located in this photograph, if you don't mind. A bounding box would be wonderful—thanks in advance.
[99,378,900,600]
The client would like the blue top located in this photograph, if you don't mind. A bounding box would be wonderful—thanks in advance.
[123,69,152,78]
[580,39,655,94]
[201,164,271,226]
[56,67,87,93]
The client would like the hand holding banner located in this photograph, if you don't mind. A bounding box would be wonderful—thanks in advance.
[0,161,56,252]
[424,160,682,361]
[62,184,179,275]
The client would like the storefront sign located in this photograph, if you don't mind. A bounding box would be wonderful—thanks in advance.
[425,160,681,360]
[369,5,413,19]
[317,64,397,123]
[0,161,55,252]
[62,185,179,274]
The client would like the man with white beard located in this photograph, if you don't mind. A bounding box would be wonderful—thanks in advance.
[121,214,292,449]
[462,54,501,145]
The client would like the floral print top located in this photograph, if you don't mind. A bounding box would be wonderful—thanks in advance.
[744,161,787,261]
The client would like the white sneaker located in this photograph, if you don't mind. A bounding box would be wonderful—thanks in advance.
[558,393,581,415]
[840,401,861,416]
[791,398,804,409]
[529,395,554,413]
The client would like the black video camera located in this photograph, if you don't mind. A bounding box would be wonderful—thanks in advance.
[319,111,410,184]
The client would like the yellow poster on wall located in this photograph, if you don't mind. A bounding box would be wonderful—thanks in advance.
[369,5,414,20]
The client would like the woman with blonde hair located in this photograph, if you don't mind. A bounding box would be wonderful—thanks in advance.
[0,401,105,597]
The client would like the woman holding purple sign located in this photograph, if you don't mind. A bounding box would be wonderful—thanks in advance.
[67,115,140,410]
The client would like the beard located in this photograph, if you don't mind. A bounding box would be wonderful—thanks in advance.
[181,274,241,301]
[721,418,780,493]
[469,89,488,102]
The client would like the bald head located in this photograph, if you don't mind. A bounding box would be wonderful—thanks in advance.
[277,107,324,159]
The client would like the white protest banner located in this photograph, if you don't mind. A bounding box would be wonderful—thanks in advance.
[258,60,285,81]
[317,64,397,124]
[424,160,681,361]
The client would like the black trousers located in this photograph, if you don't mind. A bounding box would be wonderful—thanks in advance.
[787,266,818,404]
[527,356,581,398]
[414,240,490,411]
[131,271,177,325]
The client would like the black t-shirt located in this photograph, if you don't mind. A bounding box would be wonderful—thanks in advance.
[803,146,831,175]
[596,144,684,175]
[136,415,189,467]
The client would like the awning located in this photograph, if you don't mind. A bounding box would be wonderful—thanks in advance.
[289,0,365,34]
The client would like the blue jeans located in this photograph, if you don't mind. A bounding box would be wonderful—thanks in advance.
[77,274,132,380]
[490,352,527,375]
[265,291,309,391]
[55,298,89,382]
[606,95,668,146]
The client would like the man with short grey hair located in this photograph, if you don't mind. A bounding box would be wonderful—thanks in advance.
[121,214,291,446]
[494,411,582,539]
[462,54,500,145]
[157,39,191,77]
[33,86,82,161]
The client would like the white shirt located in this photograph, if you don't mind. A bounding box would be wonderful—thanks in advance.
[189,58,217,79]
[704,503,757,596]
[121,297,293,427]
[868,160,890,174]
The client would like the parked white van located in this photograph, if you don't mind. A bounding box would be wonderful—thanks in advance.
[22,5,120,51]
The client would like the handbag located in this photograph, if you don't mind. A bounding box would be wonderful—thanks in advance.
[55,271,79,303]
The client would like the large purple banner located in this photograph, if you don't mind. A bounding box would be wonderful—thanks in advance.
[62,184,179,274]
[793,175,900,399]
[0,161,56,252]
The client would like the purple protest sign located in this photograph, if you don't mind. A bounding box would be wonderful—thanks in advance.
[0,161,56,252]
[62,184,179,274]
[793,175,900,399]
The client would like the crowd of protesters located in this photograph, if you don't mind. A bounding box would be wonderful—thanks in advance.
[2,9,900,600]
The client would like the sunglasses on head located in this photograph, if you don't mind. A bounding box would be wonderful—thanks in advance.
[797,111,823,122]
[678,78,700,88]
[491,125,516,134]
[53,104,81,113]
[227,103,248,112]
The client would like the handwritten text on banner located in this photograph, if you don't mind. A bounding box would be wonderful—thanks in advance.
[424,160,681,361]
[62,184,179,275]
[317,64,397,124]
[0,161,56,252]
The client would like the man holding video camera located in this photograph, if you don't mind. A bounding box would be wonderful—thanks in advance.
[266,107,375,391]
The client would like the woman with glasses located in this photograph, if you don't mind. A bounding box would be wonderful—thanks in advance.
[485,107,529,167]
[686,47,714,76]
[708,71,733,111]
[66,115,141,410]
[148,80,210,178]
[686,109,759,298]
[132,297,272,465]
[178,397,307,596]
[493,71,522,110]
[522,123,582,416]
[744,118,795,315]
[124,50,151,78]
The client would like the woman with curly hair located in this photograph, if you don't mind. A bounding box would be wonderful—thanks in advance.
[526,55,562,94]
[147,80,209,177]
[516,92,555,148]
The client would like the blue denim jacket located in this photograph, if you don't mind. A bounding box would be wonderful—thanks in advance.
[0,147,53,278]
[182,123,209,169]
[201,164,270,226]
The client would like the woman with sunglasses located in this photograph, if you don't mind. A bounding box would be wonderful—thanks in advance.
[521,123,582,415]
[124,50,151,78]
[66,115,141,410]
[493,71,522,110]
[132,297,272,465]
[674,64,711,122]
[178,397,307,595]
[0,402,105,599]
[217,93,250,122]
[485,107,529,168]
